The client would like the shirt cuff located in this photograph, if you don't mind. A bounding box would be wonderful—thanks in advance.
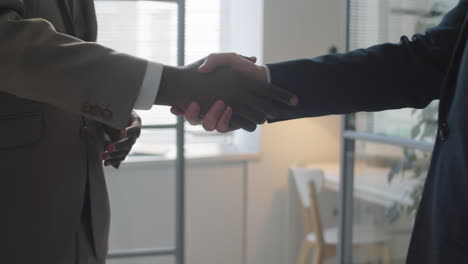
[264,65,272,83]
[134,61,164,110]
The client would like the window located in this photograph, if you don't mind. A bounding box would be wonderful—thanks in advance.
[95,0,240,158]
[339,0,456,262]
[348,0,448,141]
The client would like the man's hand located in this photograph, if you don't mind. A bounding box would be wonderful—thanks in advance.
[102,111,142,168]
[198,53,268,82]
[170,53,298,133]
[157,54,297,132]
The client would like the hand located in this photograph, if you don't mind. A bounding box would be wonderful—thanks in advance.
[198,53,268,82]
[156,56,297,132]
[102,111,142,169]
[170,53,298,133]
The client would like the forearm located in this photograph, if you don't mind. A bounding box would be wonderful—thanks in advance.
[0,9,147,129]
[268,0,468,122]
[268,40,442,121]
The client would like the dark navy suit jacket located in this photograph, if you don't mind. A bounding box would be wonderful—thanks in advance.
[268,1,468,263]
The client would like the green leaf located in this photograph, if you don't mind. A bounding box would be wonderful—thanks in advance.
[386,202,401,223]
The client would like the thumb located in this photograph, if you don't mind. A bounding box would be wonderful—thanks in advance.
[198,53,242,73]
[198,56,220,73]
[243,56,257,63]
[198,53,258,73]
[171,106,185,116]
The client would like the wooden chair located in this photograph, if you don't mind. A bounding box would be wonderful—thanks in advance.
[290,167,392,264]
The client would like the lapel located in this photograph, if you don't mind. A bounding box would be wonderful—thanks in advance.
[56,0,98,41]
[437,11,468,123]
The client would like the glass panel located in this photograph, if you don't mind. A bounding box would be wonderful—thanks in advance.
[95,1,178,127]
[185,0,221,63]
[95,1,178,64]
[354,102,438,142]
[349,140,431,263]
[348,0,457,142]
[346,1,459,262]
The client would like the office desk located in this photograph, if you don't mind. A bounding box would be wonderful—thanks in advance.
[302,163,418,207]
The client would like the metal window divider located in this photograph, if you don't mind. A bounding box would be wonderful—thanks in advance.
[337,0,353,261]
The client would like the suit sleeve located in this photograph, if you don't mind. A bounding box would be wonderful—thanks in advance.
[0,4,148,129]
[267,0,468,122]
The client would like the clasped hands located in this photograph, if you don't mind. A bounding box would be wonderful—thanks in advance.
[102,53,294,168]
[157,53,299,132]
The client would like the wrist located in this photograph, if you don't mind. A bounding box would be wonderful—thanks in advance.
[155,66,180,106]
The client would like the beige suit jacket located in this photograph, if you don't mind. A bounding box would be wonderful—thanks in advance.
[0,0,148,263]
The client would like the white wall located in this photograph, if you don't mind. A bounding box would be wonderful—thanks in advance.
[242,1,346,264]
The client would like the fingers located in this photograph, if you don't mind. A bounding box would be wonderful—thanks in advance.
[227,122,241,132]
[184,102,202,125]
[104,155,126,168]
[103,135,131,168]
[198,53,257,73]
[171,106,185,116]
[105,158,124,169]
[241,55,257,63]
[125,124,142,139]
[103,137,136,167]
[235,105,267,125]
[198,53,230,73]
[102,111,142,168]
[103,126,121,142]
[180,101,221,128]
[199,102,264,132]
[106,150,130,161]
[267,84,299,106]
[104,151,129,168]
[118,111,142,140]
[182,100,262,133]
[202,100,226,131]
[271,85,299,106]
[108,137,136,153]
[216,106,233,133]
[230,115,257,132]
[248,100,280,120]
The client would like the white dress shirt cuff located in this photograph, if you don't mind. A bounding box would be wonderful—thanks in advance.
[134,61,164,110]
[264,65,272,84]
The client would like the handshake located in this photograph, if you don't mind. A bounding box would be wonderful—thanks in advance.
[155,53,299,132]
[103,53,298,168]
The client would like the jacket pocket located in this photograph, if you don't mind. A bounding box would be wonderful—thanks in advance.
[0,111,44,150]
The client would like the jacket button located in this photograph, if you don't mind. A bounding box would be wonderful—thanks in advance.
[439,122,449,141]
